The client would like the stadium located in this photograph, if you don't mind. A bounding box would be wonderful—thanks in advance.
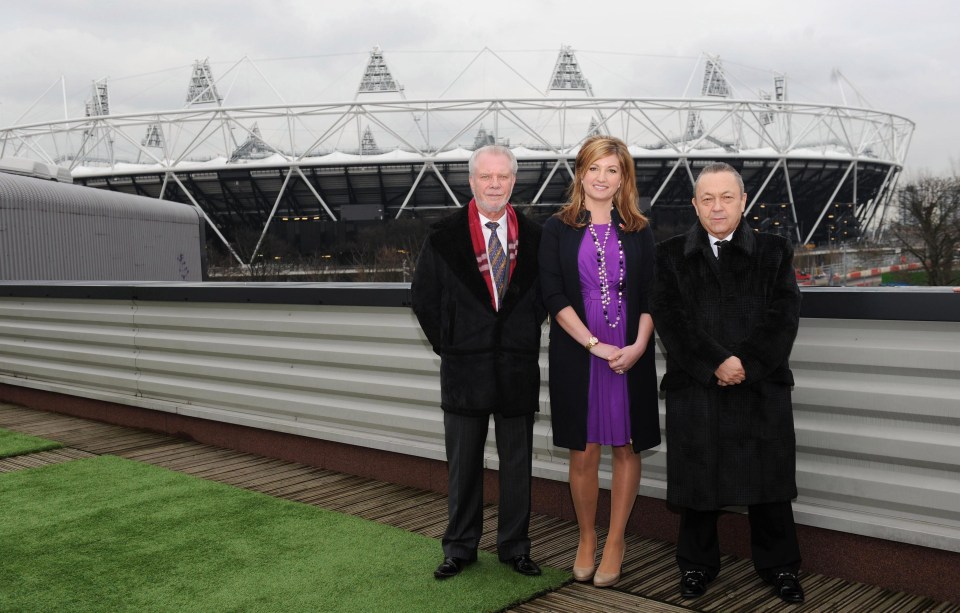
[0,47,914,267]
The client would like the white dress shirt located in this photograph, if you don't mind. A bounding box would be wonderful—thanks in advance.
[708,231,735,259]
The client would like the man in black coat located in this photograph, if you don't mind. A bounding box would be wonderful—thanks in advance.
[650,162,804,604]
[411,145,546,580]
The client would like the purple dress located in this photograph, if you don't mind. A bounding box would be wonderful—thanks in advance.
[578,223,631,446]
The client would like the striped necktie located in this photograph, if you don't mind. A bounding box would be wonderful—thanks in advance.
[485,221,508,306]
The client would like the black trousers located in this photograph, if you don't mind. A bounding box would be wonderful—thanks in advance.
[442,411,534,562]
[676,501,801,582]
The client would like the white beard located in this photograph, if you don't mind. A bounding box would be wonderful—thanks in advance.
[474,196,509,217]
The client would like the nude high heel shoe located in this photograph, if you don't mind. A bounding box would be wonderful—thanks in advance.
[592,547,624,588]
[573,563,596,582]
[572,538,596,582]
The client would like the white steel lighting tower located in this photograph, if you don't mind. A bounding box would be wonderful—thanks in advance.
[186,59,222,105]
[774,73,787,106]
[759,90,774,126]
[356,45,402,96]
[686,56,731,141]
[360,126,380,155]
[354,45,425,149]
[82,78,114,161]
[774,73,791,143]
[548,45,594,95]
[141,123,164,148]
[137,121,165,163]
[230,123,278,161]
[548,45,602,138]
[701,57,731,98]
[85,79,110,117]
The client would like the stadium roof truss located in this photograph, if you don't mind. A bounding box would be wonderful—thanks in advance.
[0,97,913,265]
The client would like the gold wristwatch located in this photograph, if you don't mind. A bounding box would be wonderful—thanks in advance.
[584,336,599,350]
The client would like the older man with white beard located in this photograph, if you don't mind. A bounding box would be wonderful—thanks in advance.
[412,145,546,580]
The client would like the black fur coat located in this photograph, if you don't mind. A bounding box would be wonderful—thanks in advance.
[411,206,546,417]
[650,221,801,510]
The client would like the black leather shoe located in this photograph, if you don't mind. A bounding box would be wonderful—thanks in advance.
[434,557,470,579]
[509,554,542,576]
[680,569,709,598]
[773,571,805,603]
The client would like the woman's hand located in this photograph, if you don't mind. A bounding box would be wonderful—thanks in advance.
[588,341,620,361]
[606,342,646,374]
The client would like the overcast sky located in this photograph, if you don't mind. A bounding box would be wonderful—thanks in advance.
[2,0,957,175]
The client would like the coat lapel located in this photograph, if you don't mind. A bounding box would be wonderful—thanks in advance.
[683,223,720,278]
[729,221,757,256]
[429,207,493,309]
[682,221,757,279]
[497,211,540,318]
[428,206,540,314]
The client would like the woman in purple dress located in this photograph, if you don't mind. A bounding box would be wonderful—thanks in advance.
[539,136,659,588]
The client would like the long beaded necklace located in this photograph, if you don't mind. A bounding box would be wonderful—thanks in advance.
[588,220,625,328]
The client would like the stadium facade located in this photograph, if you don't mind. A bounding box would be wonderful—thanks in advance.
[0,47,914,266]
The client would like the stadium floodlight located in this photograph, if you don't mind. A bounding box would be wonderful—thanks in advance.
[548,45,593,96]
[142,123,164,148]
[360,126,380,155]
[85,79,110,117]
[186,59,222,106]
[356,45,403,97]
[702,57,731,98]
[229,123,278,162]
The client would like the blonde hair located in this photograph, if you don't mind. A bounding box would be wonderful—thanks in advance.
[556,135,648,232]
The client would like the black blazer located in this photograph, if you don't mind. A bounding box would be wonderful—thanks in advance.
[539,211,660,452]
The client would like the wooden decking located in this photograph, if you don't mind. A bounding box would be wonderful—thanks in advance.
[1,403,957,613]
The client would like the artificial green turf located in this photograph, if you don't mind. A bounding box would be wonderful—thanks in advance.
[0,456,568,612]
[0,427,63,458]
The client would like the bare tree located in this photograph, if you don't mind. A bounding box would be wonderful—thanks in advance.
[231,228,297,281]
[889,175,960,285]
[350,219,429,282]
[206,217,432,281]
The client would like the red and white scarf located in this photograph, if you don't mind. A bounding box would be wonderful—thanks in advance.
[468,198,518,311]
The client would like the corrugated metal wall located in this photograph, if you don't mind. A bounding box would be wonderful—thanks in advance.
[0,172,204,281]
[0,294,957,553]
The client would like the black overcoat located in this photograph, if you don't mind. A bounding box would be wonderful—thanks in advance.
[539,212,661,453]
[411,206,546,417]
[650,222,801,510]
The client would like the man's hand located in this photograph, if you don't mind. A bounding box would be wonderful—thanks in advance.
[715,356,745,386]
